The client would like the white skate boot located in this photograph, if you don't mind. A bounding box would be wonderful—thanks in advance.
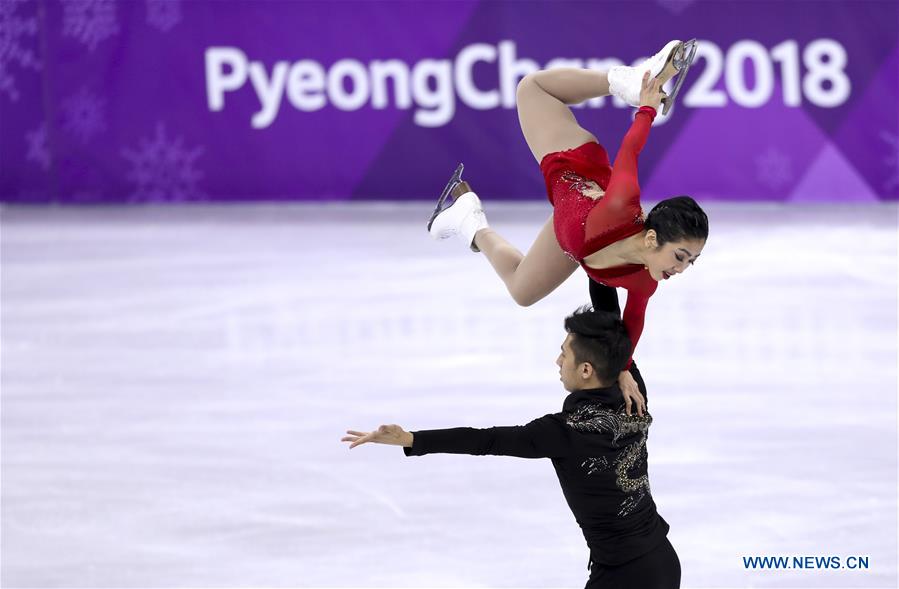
[427,163,488,253]
[608,39,698,114]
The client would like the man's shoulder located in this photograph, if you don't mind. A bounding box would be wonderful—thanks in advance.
[565,401,641,434]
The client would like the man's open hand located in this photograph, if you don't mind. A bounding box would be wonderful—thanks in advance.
[342,424,413,449]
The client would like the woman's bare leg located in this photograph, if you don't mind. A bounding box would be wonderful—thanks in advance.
[436,67,616,304]
[516,68,613,163]
[472,215,578,307]
[467,67,612,304]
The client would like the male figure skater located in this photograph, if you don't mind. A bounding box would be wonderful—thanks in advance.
[342,307,679,588]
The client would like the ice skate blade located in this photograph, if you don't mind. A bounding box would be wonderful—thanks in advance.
[662,39,698,115]
[427,163,464,232]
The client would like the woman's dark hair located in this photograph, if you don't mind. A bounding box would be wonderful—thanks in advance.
[563,306,632,384]
[645,195,709,247]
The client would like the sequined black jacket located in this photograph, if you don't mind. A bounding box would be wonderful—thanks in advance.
[403,384,669,566]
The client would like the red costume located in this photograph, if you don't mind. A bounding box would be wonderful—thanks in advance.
[539,106,658,369]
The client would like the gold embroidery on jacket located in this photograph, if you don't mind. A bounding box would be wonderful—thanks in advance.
[567,403,653,517]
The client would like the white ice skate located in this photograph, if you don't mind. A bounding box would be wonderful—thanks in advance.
[427,163,488,253]
[608,39,698,115]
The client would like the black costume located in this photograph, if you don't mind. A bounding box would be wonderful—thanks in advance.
[585,281,680,588]
[403,385,669,559]
[401,281,680,588]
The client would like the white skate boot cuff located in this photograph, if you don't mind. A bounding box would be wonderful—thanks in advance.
[609,41,682,108]
[459,212,488,252]
[608,66,640,107]
[457,195,488,252]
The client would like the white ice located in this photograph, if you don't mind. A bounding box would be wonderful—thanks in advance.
[1,202,896,588]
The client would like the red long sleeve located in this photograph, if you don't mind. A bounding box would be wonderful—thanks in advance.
[620,288,650,369]
[582,106,655,255]
[581,106,657,369]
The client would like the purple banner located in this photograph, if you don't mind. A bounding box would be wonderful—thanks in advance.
[1,0,897,203]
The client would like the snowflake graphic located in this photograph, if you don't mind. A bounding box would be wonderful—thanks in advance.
[61,0,119,52]
[882,131,899,193]
[756,146,793,191]
[146,0,181,33]
[25,121,50,169]
[121,123,206,202]
[0,0,40,101]
[60,86,106,143]
[655,0,698,14]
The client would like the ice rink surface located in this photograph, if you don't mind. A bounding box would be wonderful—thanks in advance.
[1,202,897,588]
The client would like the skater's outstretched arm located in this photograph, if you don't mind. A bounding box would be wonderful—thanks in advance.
[342,415,573,459]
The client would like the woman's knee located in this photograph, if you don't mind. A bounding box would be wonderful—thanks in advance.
[508,284,540,307]
[516,73,537,97]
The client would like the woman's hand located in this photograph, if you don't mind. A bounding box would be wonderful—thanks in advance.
[618,370,646,417]
[342,424,413,449]
[638,70,666,111]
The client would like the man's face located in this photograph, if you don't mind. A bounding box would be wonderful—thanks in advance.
[556,334,585,392]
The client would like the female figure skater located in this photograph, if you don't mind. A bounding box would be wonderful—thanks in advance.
[427,40,709,416]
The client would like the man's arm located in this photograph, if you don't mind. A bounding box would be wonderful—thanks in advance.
[343,415,573,459]
[589,278,621,317]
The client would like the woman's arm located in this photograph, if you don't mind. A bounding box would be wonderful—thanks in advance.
[605,71,665,192]
[620,290,650,371]
[615,290,651,416]
[582,106,656,245]
[582,72,663,249]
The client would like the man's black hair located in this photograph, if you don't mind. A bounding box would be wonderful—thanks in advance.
[563,306,633,384]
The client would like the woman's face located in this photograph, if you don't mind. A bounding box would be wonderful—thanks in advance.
[644,234,705,282]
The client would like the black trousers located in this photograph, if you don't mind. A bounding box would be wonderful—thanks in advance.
[588,280,648,402]
[586,537,681,589]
